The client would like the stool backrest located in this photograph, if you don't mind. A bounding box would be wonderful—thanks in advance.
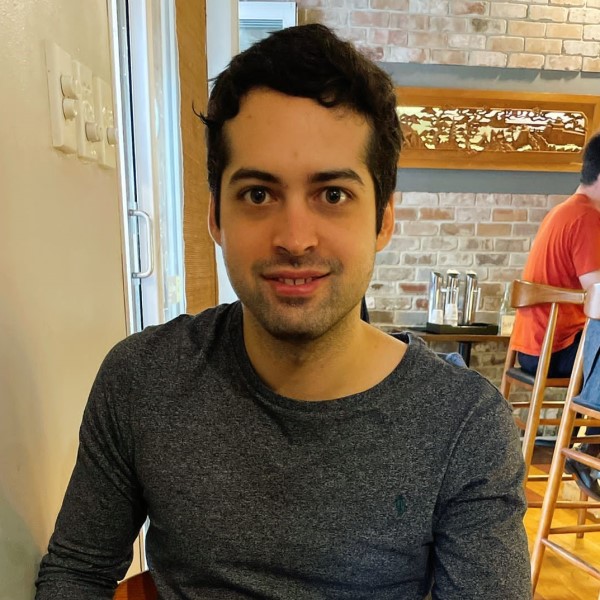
[511,279,585,309]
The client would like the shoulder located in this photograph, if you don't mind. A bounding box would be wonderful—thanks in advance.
[555,194,600,224]
[98,303,240,383]
[399,335,510,421]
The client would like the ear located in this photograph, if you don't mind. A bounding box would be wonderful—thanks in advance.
[375,195,394,252]
[208,194,222,246]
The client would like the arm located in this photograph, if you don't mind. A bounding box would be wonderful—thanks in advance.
[431,386,530,600]
[35,346,147,599]
[573,213,600,291]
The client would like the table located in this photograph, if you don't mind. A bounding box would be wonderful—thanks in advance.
[405,330,510,367]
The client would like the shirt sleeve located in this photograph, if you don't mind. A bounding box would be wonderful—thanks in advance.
[430,386,531,600]
[35,347,147,599]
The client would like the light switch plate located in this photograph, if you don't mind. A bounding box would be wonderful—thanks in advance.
[45,41,77,153]
[93,76,117,169]
[73,60,98,162]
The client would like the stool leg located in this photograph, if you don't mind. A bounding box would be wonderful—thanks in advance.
[500,348,516,400]
[576,488,587,539]
[531,331,585,593]
[522,381,546,483]
[531,403,577,591]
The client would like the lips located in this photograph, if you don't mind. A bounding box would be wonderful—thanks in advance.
[263,271,328,283]
[279,277,315,286]
[263,271,328,297]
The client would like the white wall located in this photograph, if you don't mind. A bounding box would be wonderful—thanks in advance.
[0,1,128,597]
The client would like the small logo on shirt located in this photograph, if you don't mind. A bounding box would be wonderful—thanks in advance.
[394,494,406,517]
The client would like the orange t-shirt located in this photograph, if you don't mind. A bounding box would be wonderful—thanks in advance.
[511,194,600,356]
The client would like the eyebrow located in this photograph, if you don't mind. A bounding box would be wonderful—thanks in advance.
[228,168,365,187]
[308,169,365,187]
[229,169,281,185]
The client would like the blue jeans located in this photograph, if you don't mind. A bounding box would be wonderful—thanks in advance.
[517,331,582,378]
[517,330,600,435]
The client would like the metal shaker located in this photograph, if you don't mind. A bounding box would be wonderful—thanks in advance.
[428,271,443,323]
[444,270,460,326]
[461,271,480,325]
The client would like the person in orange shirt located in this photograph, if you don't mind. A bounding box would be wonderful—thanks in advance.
[511,132,600,498]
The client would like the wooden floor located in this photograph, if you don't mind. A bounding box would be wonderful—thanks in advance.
[527,452,600,600]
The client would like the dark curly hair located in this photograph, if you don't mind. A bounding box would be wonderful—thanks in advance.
[201,24,401,233]
[581,131,600,185]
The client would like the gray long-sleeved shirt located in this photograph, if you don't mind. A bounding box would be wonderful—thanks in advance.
[36,302,531,599]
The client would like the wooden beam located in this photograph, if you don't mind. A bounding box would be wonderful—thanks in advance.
[175,0,218,313]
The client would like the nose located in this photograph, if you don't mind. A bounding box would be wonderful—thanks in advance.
[271,199,318,257]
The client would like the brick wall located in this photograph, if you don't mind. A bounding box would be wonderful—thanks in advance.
[368,191,569,385]
[292,0,600,72]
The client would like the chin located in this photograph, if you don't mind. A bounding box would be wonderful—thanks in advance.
[259,315,331,343]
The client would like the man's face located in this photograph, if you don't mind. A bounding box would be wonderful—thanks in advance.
[210,88,393,342]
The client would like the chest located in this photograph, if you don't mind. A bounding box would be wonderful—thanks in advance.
[132,386,440,589]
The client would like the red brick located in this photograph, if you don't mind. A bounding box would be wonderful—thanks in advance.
[492,208,527,222]
[431,49,468,64]
[450,1,488,16]
[401,253,437,266]
[508,54,545,69]
[402,222,439,235]
[513,223,540,236]
[370,0,409,8]
[399,283,428,294]
[459,238,494,250]
[419,208,455,220]
[390,14,429,30]
[395,208,418,220]
[350,10,390,27]
[441,223,476,235]
[438,252,474,266]
[477,223,511,236]
[475,253,509,266]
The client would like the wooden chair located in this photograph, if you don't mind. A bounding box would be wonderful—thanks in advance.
[114,571,157,600]
[500,280,586,483]
[531,282,600,593]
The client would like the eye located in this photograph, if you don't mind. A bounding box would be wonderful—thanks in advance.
[241,187,271,205]
[322,187,349,205]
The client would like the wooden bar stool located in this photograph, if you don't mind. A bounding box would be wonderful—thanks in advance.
[500,280,586,483]
[531,282,600,594]
[114,571,157,600]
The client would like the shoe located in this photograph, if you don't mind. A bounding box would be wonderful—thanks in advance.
[564,444,600,501]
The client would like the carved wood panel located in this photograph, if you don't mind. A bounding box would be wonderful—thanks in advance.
[395,87,600,172]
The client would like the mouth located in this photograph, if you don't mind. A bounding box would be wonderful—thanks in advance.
[276,277,317,286]
[262,272,329,297]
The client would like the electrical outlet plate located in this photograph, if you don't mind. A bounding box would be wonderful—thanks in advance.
[93,76,117,169]
[73,60,97,162]
[45,41,77,153]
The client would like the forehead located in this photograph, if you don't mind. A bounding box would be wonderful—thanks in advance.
[222,89,372,173]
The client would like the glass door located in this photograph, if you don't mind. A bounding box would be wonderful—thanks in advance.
[109,0,185,335]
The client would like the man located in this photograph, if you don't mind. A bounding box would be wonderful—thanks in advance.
[511,132,600,498]
[36,24,529,599]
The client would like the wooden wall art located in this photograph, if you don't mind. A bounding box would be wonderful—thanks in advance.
[395,87,600,172]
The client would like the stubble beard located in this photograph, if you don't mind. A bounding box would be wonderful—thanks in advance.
[230,257,369,343]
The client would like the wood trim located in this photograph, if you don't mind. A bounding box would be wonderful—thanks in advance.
[395,86,600,172]
[175,0,218,313]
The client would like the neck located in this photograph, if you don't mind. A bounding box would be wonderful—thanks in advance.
[241,306,406,401]
[575,183,600,209]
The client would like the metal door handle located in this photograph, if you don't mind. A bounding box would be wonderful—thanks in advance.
[128,209,154,278]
